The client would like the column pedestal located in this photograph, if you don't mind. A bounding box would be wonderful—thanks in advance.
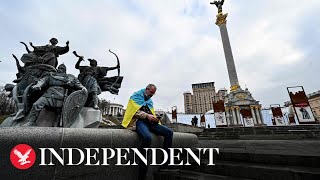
[250,105,258,125]
[228,106,243,127]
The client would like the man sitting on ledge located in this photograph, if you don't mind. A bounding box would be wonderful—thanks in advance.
[121,84,174,180]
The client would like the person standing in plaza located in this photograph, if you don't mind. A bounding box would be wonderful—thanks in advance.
[194,115,198,126]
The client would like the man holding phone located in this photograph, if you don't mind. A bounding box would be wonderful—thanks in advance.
[122,84,173,180]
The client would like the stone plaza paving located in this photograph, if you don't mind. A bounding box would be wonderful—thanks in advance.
[155,125,320,180]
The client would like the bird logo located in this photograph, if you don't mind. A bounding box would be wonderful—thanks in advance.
[14,148,32,165]
[10,144,36,169]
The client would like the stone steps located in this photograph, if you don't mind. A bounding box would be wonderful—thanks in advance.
[198,134,320,140]
[207,125,320,131]
[179,159,320,180]
[160,140,320,180]
[154,170,252,180]
[179,147,320,168]
[195,125,320,140]
[201,130,320,135]
[207,152,320,168]
[155,126,320,179]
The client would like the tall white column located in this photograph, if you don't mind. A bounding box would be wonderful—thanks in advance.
[232,108,237,125]
[250,106,258,124]
[225,108,231,125]
[258,107,264,124]
[235,107,241,125]
[216,13,239,90]
[256,107,262,124]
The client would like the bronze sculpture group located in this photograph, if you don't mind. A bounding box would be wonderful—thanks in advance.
[2,38,123,127]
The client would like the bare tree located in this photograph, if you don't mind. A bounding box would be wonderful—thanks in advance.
[99,99,109,115]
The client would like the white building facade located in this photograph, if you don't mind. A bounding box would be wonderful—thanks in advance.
[107,103,124,116]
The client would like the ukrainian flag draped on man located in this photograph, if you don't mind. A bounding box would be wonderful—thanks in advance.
[122,89,160,128]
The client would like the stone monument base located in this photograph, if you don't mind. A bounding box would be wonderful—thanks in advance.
[0,128,198,180]
[0,107,102,128]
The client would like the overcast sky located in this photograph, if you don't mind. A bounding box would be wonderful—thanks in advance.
[0,0,319,112]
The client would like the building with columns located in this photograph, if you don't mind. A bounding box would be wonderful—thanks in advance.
[107,103,124,116]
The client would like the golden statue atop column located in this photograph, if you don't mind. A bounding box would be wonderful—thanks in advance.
[210,0,228,25]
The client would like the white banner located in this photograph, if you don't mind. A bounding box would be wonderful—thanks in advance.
[243,117,254,127]
[200,122,206,127]
[274,116,286,126]
[294,106,315,123]
[172,118,177,123]
[214,112,227,126]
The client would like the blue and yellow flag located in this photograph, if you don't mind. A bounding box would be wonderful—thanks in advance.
[122,89,157,128]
